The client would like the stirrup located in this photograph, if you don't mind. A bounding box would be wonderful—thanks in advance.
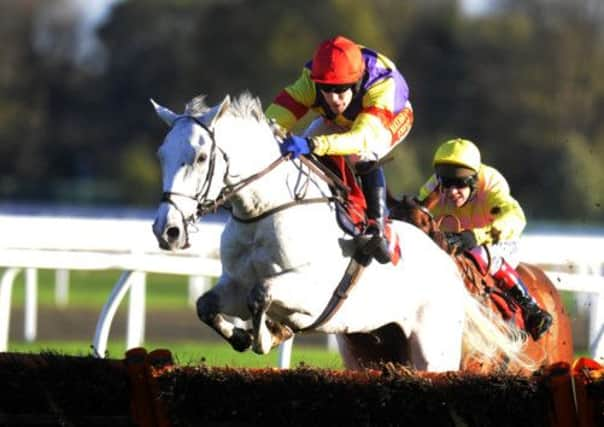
[365,230,391,264]
[358,226,391,264]
[369,235,391,264]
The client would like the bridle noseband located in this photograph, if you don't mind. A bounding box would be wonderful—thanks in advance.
[160,115,223,245]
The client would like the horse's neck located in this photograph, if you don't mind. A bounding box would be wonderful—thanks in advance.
[216,117,331,219]
[230,160,331,219]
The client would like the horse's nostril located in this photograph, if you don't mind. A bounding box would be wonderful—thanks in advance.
[166,226,180,240]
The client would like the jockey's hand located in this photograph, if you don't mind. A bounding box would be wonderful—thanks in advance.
[444,230,477,252]
[280,135,313,159]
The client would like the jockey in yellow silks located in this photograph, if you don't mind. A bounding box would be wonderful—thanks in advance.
[266,35,413,264]
[417,138,552,340]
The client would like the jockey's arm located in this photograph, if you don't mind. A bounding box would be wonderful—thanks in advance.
[311,112,390,157]
[265,68,315,131]
[311,78,400,158]
[472,183,527,245]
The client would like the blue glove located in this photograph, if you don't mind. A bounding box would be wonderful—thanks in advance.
[280,135,312,159]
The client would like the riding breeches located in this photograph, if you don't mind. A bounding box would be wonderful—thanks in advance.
[471,241,521,275]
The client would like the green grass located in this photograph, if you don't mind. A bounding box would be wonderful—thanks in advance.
[7,340,344,369]
[9,269,195,310]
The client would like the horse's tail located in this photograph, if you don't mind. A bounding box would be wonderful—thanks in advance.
[461,289,538,373]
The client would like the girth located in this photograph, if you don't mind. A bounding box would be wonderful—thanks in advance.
[295,252,369,333]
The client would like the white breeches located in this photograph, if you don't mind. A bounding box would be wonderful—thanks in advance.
[484,240,521,273]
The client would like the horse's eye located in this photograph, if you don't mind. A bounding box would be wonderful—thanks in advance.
[197,153,208,163]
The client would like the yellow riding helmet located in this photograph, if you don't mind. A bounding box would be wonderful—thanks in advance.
[433,138,481,178]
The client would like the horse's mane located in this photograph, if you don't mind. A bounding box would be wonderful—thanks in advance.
[184,95,210,116]
[185,92,265,122]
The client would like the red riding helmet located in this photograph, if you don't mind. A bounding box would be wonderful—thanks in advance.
[310,36,365,84]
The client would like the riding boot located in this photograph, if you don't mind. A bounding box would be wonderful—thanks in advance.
[493,261,553,341]
[359,164,391,264]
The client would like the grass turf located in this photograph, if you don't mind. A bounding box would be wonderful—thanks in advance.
[7,340,344,368]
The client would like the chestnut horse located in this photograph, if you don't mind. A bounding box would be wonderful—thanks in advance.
[380,193,574,373]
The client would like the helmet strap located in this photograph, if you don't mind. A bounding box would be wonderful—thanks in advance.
[463,179,478,207]
[352,79,363,95]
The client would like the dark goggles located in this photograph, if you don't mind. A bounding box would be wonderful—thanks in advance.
[317,83,354,94]
[438,175,476,189]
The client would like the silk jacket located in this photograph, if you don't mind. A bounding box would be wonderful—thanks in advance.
[265,47,410,158]
[417,164,527,245]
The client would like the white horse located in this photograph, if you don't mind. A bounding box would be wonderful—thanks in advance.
[151,92,529,372]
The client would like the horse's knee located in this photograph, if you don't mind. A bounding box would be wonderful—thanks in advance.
[196,290,219,324]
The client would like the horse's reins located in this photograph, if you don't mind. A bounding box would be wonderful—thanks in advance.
[221,155,351,224]
[161,116,350,227]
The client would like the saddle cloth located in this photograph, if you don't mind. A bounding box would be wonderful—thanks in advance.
[320,155,401,266]
[457,254,525,331]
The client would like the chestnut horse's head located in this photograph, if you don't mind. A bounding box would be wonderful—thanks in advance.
[387,193,451,253]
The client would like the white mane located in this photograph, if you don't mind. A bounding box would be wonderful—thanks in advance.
[184,95,209,116]
[185,92,265,122]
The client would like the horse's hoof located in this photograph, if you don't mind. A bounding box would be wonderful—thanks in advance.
[230,328,252,352]
[266,319,294,343]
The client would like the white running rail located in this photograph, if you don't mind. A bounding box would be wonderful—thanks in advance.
[1,214,603,364]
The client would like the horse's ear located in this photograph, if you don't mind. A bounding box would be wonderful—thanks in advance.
[204,95,231,129]
[150,98,179,127]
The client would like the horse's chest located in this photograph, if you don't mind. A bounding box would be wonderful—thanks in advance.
[221,225,286,280]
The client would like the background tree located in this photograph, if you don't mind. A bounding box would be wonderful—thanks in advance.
[0,0,601,222]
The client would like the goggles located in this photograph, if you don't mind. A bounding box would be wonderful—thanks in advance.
[438,175,476,189]
[317,83,354,94]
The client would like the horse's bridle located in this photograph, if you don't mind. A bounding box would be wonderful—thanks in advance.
[160,116,340,239]
[160,115,223,246]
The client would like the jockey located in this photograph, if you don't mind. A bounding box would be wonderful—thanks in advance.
[265,35,413,264]
[417,138,553,341]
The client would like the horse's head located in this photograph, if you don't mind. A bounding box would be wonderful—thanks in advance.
[151,95,231,250]
[388,194,435,234]
[388,193,452,252]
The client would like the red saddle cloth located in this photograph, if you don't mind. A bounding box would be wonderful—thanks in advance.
[325,155,366,228]
[322,155,401,265]
[460,254,525,331]
[489,288,526,330]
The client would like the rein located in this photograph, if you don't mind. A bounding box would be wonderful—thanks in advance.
[226,155,351,223]
[230,196,335,224]
[161,116,348,226]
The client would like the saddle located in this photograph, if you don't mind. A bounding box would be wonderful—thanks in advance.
[294,154,401,332]
[315,155,401,265]
[454,250,526,331]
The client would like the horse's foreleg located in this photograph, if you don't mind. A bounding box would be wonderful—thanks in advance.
[196,288,252,352]
[248,284,275,355]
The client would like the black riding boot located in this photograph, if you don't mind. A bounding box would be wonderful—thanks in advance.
[359,164,391,264]
[505,282,553,341]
